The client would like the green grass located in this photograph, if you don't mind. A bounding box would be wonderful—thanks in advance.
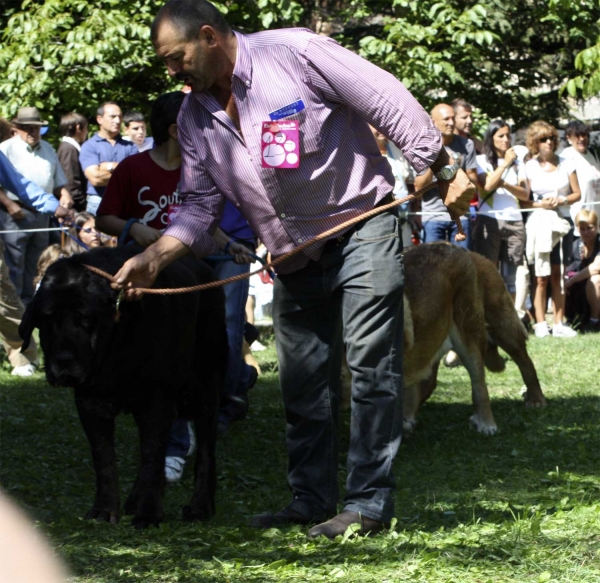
[1,333,600,582]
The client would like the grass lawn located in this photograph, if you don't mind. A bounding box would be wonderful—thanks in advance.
[1,332,600,582]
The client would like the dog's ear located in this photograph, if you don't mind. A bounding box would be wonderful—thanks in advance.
[19,292,41,352]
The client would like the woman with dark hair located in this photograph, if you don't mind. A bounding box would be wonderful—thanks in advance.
[524,120,581,338]
[472,119,529,300]
[560,120,600,232]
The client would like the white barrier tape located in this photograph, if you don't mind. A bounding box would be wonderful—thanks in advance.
[404,199,600,216]
[0,227,64,234]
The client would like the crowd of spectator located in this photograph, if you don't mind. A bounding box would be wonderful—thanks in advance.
[0,94,599,476]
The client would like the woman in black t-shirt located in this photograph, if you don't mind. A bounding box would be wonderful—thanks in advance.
[565,209,600,332]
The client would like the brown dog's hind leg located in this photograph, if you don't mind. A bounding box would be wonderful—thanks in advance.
[495,333,547,408]
[75,397,120,524]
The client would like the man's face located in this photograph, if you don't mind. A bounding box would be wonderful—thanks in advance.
[454,106,473,135]
[126,121,147,146]
[153,21,218,93]
[15,124,41,147]
[432,106,455,138]
[97,105,123,137]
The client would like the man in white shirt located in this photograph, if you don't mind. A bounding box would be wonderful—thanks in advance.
[0,107,73,304]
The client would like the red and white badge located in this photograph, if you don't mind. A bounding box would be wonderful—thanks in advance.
[167,204,181,225]
[261,121,300,168]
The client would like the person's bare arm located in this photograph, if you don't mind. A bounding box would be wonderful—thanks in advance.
[0,188,24,220]
[561,172,581,206]
[414,169,433,191]
[112,235,191,300]
[96,215,161,247]
[565,257,600,289]
[213,227,254,264]
[84,162,117,188]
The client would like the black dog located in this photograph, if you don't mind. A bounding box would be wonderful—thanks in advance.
[20,246,227,528]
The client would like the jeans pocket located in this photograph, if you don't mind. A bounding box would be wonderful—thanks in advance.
[353,212,399,242]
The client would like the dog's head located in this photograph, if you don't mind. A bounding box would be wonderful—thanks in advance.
[20,257,121,388]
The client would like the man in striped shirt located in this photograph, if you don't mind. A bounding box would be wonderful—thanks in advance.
[114,0,475,538]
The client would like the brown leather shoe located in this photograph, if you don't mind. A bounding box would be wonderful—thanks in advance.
[250,506,328,529]
[307,510,389,539]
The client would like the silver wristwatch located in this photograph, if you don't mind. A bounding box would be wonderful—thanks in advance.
[435,162,460,181]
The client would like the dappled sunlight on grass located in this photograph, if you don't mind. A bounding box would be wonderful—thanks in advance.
[1,333,599,582]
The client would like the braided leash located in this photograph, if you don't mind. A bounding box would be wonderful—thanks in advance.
[84,181,467,295]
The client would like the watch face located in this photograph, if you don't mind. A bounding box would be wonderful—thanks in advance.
[438,163,458,180]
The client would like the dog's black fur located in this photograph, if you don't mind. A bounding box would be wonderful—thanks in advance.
[19,246,228,528]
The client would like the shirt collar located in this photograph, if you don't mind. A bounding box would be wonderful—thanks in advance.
[61,136,81,152]
[232,31,252,89]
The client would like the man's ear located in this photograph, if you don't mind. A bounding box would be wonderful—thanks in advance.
[19,292,40,352]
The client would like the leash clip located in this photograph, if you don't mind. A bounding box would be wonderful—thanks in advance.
[115,290,125,323]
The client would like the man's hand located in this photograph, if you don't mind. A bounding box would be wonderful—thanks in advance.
[58,189,74,209]
[130,223,162,247]
[112,250,161,301]
[111,235,190,300]
[438,168,475,217]
[54,205,74,223]
[6,200,25,221]
[226,241,255,264]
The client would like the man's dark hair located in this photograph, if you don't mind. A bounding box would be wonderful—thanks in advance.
[123,111,145,127]
[565,120,591,138]
[483,119,510,169]
[59,112,88,137]
[150,91,186,147]
[97,101,120,118]
[151,0,231,42]
[451,98,473,112]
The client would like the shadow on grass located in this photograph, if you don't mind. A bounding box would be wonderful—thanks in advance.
[2,363,600,581]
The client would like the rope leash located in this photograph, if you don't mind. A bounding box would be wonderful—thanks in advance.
[83,181,465,295]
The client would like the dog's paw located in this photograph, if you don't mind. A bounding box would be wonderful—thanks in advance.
[182,502,215,522]
[522,386,548,408]
[469,414,498,435]
[130,515,162,529]
[402,417,417,435]
[85,508,119,524]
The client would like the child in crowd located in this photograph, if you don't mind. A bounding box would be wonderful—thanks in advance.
[123,111,153,152]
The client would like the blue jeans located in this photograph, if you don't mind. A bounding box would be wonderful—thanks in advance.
[166,418,193,458]
[205,253,253,401]
[423,217,470,249]
[273,209,404,522]
[86,195,102,216]
[0,208,49,306]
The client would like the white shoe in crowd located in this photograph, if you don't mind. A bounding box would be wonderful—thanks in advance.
[533,322,551,338]
[443,350,461,368]
[250,340,267,352]
[11,363,36,377]
[552,323,577,338]
[165,456,186,483]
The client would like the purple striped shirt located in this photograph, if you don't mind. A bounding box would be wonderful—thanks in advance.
[166,28,442,272]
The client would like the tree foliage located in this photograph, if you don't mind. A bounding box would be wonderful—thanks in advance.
[0,0,598,130]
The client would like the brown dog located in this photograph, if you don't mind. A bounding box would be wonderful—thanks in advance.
[342,242,546,434]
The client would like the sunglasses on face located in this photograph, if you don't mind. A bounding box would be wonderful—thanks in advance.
[539,136,556,143]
